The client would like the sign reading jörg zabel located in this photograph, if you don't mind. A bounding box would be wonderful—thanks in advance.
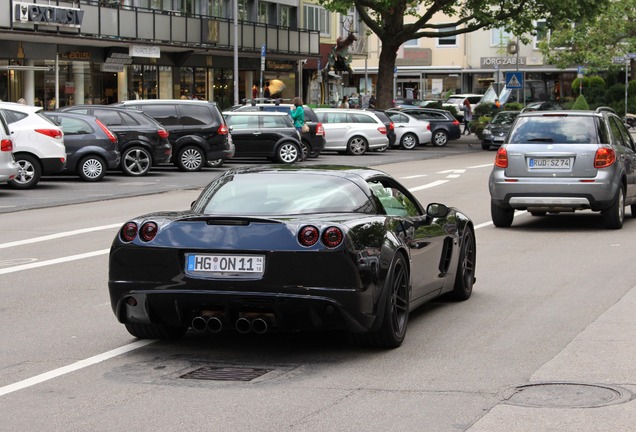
[480,57,527,69]
[14,2,84,28]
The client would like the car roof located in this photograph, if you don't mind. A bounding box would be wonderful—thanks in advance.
[0,102,43,113]
[118,99,218,106]
[224,111,291,116]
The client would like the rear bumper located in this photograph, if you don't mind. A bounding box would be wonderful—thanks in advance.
[41,157,67,174]
[152,143,173,165]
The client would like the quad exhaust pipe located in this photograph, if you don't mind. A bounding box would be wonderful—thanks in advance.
[191,313,224,333]
[192,312,274,334]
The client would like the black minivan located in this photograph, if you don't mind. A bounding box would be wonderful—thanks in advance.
[115,100,234,171]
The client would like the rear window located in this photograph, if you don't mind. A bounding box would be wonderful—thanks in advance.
[3,109,29,124]
[508,115,599,144]
[93,109,124,126]
[351,113,377,124]
[179,105,215,126]
[261,115,292,128]
[138,105,179,126]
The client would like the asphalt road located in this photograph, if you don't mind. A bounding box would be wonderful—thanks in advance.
[1,141,635,431]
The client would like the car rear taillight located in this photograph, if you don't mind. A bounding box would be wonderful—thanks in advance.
[495,147,508,168]
[1,138,12,152]
[389,122,395,131]
[95,119,117,143]
[298,225,320,247]
[322,227,344,248]
[378,126,387,135]
[315,122,325,136]
[140,222,158,242]
[426,124,431,130]
[35,128,63,139]
[218,124,229,135]
[157,129,169,139]
[452,119,460,126]
[120,222,138,242]
[594,147,616,168]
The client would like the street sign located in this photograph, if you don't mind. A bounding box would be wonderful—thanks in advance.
[612,56,627,64]
[505,71,523,89]
[628,53,636,60]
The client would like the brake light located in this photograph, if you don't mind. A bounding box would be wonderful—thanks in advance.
[315,122,325,136]
[95,119,117,143]
[594,147,616,168]
[120,222,138,242]
[495,147,508,168]
[218,124,229,135]
[298,225,319,247]
[35,128,63,139]
[157,128,169,139]
[389,122,395,131]
[378,126,387,135]
[427,124,431,130]
[1,138,12,152]
[140,222,158,242]
[452,119,460,125]
[321,227,344,248]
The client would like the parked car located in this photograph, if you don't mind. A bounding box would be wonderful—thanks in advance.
[520,101,563,112]
[480,110,521,150]
[229,102,325,158]
[385,110,432,149]
[108,165,476,348]
[0,102,66,189]
[489,107,636,229]
[45,112,120,181]
[58,105,171,176]
[0,112,19,184]
[443,94,483,120]
[114,99,234,171]
[314,108,389,155]
[389,107,461,147]
[364,109,396,150]
[223,111,303,164]
[394,98,437,108]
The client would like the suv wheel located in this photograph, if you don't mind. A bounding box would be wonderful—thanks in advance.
[347,136,368,155]
[491,200,514,227]
[121,147,152,176]
[9,154,41,189]
[277,142,299,164]
[602,186,625,229]
[78,155,106,182]
[432,130,448,147]
[177,146,205,171]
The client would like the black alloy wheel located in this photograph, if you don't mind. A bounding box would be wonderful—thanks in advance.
[451,227,476,301]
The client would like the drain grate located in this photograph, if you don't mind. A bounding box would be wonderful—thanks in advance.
[506,382,631,408]
[180,366,274,382]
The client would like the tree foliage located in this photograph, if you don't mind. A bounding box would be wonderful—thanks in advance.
[318,0,605,109]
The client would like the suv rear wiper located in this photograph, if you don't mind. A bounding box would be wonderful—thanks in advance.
[526,137,554,142]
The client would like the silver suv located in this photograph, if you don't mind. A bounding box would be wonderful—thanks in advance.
[489,107,636,229]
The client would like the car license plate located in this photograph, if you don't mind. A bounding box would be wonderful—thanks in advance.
[185,253,264,278]
[528,158,571,169]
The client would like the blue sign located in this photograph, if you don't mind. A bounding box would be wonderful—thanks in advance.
[505,71,523,89]
[261,44,266,57]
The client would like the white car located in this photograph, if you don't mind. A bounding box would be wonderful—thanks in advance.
[0,112,19,183]
[314,108,388,155]
[385,110,432,149]
[0,102,66,189]
[443,94,482,120]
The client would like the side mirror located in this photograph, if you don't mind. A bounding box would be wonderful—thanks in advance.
[426,203,449,218]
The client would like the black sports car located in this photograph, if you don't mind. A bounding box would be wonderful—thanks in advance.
[108,166,476,348]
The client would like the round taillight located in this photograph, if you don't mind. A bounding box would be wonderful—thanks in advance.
[298,225,319,247]
[322,227,344,248]
[140,222,158,242]
[121,222,138,242]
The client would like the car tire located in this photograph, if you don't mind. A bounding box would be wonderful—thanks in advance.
[400,133,418,150]
[347,136,368,155]
[602,186,625,229]
[432,130,448,147]
[121,147,152,176]
[352,253,409,349]
[491,200,514,227]
[299,141,310,161]
[308,148,321,158]
[631,204,636,218]
[78,155,106,182]
[125,323,188,340]
[177,145,205,171]
[277,142,299,164]
[450,227,476,301]
[530,211,546,217]
[207,158,224,168]
[9,154,41,189]
[374,144,388,152]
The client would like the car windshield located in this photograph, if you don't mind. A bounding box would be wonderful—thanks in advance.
[199,172,375,215]
[508,116,599,144]
[491,112,519,125]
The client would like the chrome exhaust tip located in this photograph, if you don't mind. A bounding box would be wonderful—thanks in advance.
[207,317,223,333]
[251,318,268,334]
[191,316,207,332]
[235,317,252,334]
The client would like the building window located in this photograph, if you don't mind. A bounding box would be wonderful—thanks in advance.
[304,5,330,36]
[533,20,549,49]
[491,28,512,47]
[404,39,418,47]
[437,26,457,47]
[279,5,291,27]
[258,2,270,24]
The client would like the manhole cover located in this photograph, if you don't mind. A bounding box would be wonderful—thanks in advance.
[507,382,631,408]
[180,366,273,382]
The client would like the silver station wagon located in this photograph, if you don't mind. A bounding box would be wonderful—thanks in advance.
[489,107,636,229]
[314,108,388,155]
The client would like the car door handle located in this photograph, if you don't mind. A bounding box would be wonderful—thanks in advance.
[252,132,261,135]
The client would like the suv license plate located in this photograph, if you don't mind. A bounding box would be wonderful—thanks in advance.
[528,158,571,169]
[186,253,265,277]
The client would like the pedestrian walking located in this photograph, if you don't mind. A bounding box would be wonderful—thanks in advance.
[338,96,349,109]
[290,96,306,161]
[462,98,473,135]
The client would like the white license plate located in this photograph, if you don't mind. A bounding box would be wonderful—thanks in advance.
[528,158,571,169]
[186,253,265,277]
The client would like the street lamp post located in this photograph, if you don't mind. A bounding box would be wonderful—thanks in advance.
[233,0,239,105]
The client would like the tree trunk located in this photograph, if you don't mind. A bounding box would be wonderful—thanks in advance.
[375,44,400,110]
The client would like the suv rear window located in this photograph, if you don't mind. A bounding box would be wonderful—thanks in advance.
[180,105,214,126]
[137,105,179,126]
[508,115,599,144]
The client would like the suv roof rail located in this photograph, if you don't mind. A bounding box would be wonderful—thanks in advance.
[595,106,616,114]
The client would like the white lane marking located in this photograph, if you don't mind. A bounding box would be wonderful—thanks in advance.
[437,169,466,174]
[0,224,121,249]
[409,180,449,191]
[400,174,428,179]
[0,340,156,397]
[0,249,109,275]
[446,174,461,179]
[469,163,493,169]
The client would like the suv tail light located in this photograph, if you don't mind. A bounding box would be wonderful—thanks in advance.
[378,126,387,135]
[35,129,63,139]
[315,122,325,136]
[1,138,12,152]
[495,147,508,168]
[218,124,229,135]
[95,119,117,143]
[157,128,169,139]
[389,122,395,131]
[594,147,616,168]
[452,119,460,126]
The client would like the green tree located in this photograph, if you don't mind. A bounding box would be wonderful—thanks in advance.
[539,0,636,77]
[318,0,605,109]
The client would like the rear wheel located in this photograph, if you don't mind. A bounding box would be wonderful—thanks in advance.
[121,147,152,176]
[347,136,368,155]
[177,145,205,171]
[9,154,41,189]
[432,130,448,147]
[277,142,299,164]
[491,200,514,227]
[451,227,476,301]
[78,155,106,182]
[400,133,418,149]
[125,323,188,339]
[603,186,625,229]
[208,158,224,168]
